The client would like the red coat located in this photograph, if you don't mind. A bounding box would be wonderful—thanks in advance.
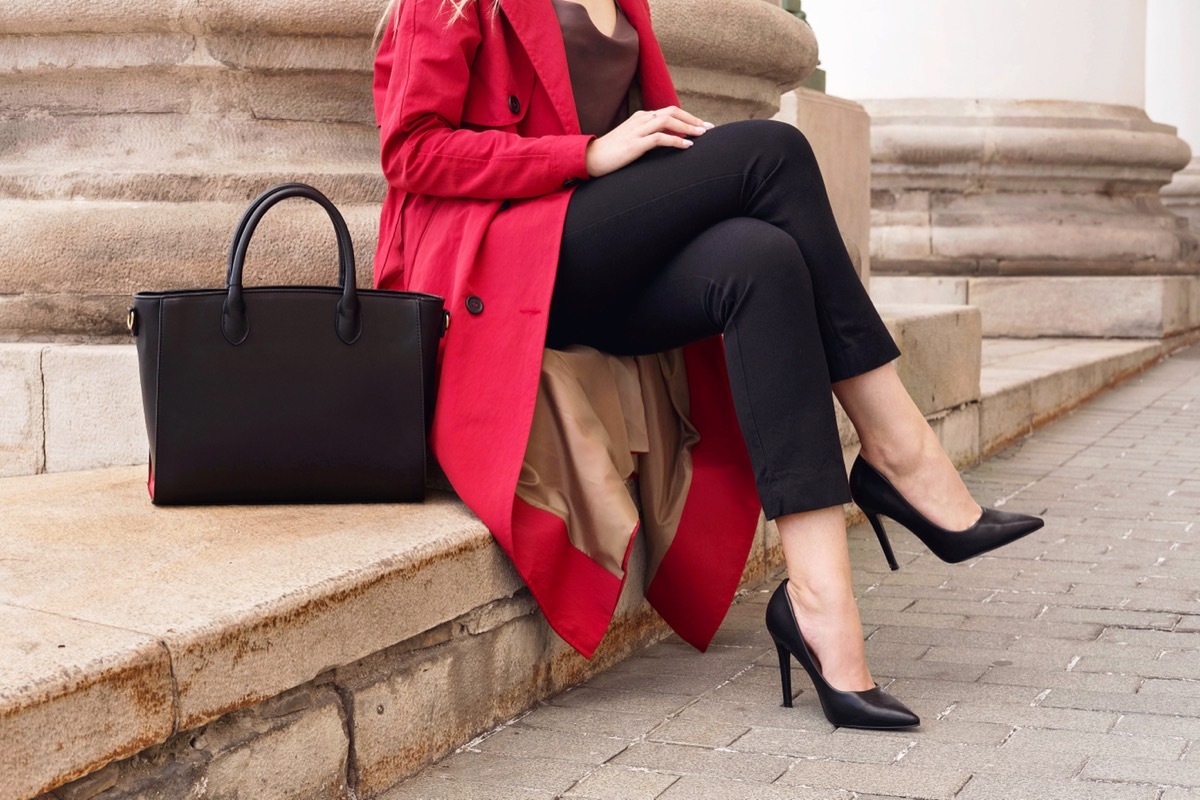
[374,0,761,658]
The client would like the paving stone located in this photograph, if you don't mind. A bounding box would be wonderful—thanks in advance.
[773,759,971,799]
[677,690,841,731]
[646,717,750,748]
[610,741,792,782]
[1003,636,1162,660]
[866,625,1015,650]
[977,665,1143,693]
[516,704,663,739]
[873,658,990,684]
[953,774,1159,800]
[584,665,733,696]
[882,677,1044,709]
[1041,688,1200,717]
[1072,655,1200,680]
[947,702,1118,733]
[727,726,914,763]
[1002,726,1187,761]
[561,764,679,799]
[1162,790,1200,800]
[1080,756,1200,787]
[547,687,694,719]
[667,774,854,799]
[1114,713,1200,740]
[1134,678,1200,696]
[381,774,557,800]
[419,752,590,795]
[898,741,1086,779]
[471,724,630,764]
[955,616,1108,642]
[920,645,1074,670]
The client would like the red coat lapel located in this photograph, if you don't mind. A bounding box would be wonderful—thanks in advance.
[500,0,580,134]
[500,0,679,135]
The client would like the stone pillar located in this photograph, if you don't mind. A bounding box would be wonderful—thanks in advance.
[1147,0,1200,231]
[803,0,1199,339]
[0,0,816,477]
[0,0,814,342]
[650,0,815,123]
[0,0,387,341]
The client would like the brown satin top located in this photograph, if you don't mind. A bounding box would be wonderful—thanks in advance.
[551,0,640,137]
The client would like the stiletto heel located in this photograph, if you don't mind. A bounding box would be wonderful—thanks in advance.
[864,510,899,571]
[775,639,794,708]
[850,455,1044,567]
[765,580,919,730]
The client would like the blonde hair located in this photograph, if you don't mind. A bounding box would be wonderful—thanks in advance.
[376,0,502,40]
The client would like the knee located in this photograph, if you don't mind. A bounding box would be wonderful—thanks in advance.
[733,118,818,167]
[709,219,812,321]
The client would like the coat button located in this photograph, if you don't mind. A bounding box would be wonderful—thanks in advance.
[562,177,580,189]
[465,295,484,315]
[508,95,521,114]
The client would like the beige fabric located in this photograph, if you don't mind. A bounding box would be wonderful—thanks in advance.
[517,346,698,581]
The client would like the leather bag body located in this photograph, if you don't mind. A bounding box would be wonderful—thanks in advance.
[131,183,444,505]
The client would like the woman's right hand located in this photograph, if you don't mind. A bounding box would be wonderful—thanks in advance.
[584,106,715,178]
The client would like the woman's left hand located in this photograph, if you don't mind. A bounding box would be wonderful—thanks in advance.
[584,106,714,178]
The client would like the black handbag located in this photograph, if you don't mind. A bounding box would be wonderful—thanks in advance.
[129,183,445,505]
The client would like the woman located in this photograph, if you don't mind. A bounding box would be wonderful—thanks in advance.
[373,0,1043,730]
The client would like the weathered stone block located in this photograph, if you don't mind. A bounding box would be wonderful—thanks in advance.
[42,345,144,474]
[343,614,553,799]
[969,276,1200,338]
[0,605,174,800]
[200,688,349,800]
[0,344,45,477]
[881,304,982,415]
[928,402,981,469]
[979,372,1035,455]
[776,89,872,282]
[0,467,522,734]
[871,276,969,306]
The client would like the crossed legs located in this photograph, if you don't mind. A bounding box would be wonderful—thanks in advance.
[548,118,979,691]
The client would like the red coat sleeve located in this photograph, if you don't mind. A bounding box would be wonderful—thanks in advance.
[376,0,594,200]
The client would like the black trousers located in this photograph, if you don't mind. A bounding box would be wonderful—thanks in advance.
[546,119,900,518]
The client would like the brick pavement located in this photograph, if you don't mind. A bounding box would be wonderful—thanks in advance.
[384,344,1200,800]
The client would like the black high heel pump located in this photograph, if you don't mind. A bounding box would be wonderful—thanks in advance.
[849,455,1045,570]
[765,581,920,730]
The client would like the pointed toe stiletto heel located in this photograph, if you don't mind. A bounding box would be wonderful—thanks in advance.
[849,455,1045,570]
[765,581,920,730]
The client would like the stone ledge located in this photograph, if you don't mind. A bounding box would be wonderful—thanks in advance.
[10,329,1182,798]
[0,474,520,800]
[977,332,1200,456]
[0,306,983,479]
[873,275,1200,339]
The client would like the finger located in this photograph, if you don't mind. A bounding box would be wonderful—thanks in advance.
[637,112,706,139]
[648,131,694,150]
[654,105,711,129]
[653,115,709,137]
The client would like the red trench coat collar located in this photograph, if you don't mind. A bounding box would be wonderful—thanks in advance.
[502,0,675,134]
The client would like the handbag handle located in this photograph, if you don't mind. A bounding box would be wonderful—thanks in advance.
[222,183,362,346]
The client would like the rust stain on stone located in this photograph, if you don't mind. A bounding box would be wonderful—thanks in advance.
[25,657,174,800]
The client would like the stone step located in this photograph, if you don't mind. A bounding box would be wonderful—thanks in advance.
[0,306,982,479]
[7,312,1190,800]
[872,274,1200,339]
[978,333,1200,455]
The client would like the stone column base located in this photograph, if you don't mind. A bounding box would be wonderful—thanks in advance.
[1163,156,1200,233]
[872,275,1200,339]
[774,88,872,282]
